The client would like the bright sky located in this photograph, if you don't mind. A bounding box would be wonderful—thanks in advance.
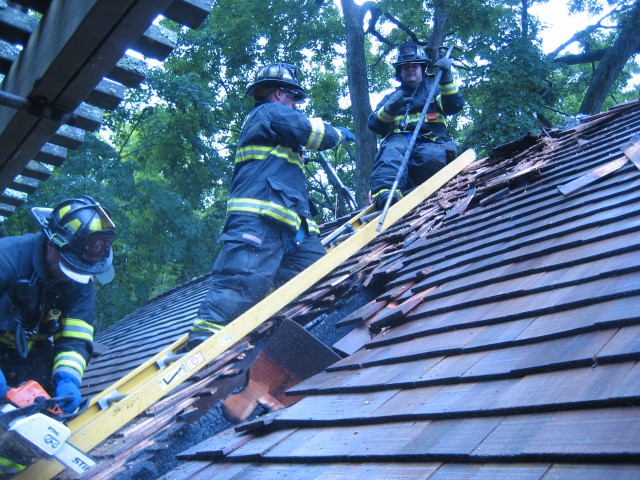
[530,0,639,89]
[530,0,604,54]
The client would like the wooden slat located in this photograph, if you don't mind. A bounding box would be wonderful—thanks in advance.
[163,0,213,29]
[394,175,640,296]
[362,271,640,355]
[108,55,148,88]
[0,6,151,100]
[543,465,640,480]
[0,1,38,45]
[85,78,126,110]
[622,134,640,169]
[0,39,20,74]
[558,157,629,197]
[479,408,640,456]
[131,23,176,61]
[22,160,52,181]
[0,202,16,218]
[0,192,26,207]
[9,175,38,194]
[214,408,640,461]
[33,142,66,166]
[276,363,639,425]
[177,426,261,461]
[49,123,85,149]
[358,280,640,362]
[289,328,625,395]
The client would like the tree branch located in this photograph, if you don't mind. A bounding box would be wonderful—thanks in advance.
[546,5,622,59]
[364,4,422,47]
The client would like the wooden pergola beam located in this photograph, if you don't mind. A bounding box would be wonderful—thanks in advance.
[0,0,174,194]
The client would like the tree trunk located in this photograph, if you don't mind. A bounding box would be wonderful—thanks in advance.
[428,1,451,70]
[580,1,640,114]
[341,0,378,206]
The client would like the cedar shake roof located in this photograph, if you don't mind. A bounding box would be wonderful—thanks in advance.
[78,99,640,479]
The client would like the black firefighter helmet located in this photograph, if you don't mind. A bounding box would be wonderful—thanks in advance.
[31,196,117,284]
[245,62,308,103]
[391,40,432,81]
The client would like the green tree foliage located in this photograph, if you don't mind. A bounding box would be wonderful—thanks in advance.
[463,38,552,152]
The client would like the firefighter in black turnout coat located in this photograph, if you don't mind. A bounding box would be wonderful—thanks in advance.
[0,196,116,417]
[187,62,354,347]
[369,40,465,209]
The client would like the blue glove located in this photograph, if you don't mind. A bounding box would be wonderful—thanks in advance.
[335,126,356,143]
[0,368,7,400]
[53,372,81,413]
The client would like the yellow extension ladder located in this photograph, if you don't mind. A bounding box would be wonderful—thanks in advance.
[18,149,476,479]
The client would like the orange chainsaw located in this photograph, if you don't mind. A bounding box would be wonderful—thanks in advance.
[0,381,95,475]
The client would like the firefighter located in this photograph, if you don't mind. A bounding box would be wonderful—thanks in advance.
[369,40,465,209]
[0,196,116,417]
[186,62,354,348]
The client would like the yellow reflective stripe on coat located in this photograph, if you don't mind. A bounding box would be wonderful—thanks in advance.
[0,456,26,474]
[439,81,459,96]
[406,111,447,125]
[377,106,395,123]
[227,198,302,230]
[191,318,225,334]
[372,189,404,202]
[306,219,320,235]
[53,318,93,342]
[53,350,87,375]
[0,333,35,351]
[0,333,17,348]
[305,117,326,150]
[236,145,304,169]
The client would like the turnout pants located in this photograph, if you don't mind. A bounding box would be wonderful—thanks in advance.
[370,133,458,196]
[196,214,325,327]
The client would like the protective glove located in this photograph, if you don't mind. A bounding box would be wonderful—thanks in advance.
[335,126,355,143]
[434,57,451,71]
[53,372,82,413]
[384,90,411,115]
[408,95,425,111]
[0,368,7,400]
[435,57,454,83]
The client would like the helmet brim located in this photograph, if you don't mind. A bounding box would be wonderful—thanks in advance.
[58,258,115,285]
[94,265,115,285]
[58,247,114,275]
[31,207,53,229]
[59,261,92,284]
[246,79,308,98]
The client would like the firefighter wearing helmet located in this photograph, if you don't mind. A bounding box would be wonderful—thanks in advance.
[368,40,465,209]
[184,62,354,349]
[0,196,116,451]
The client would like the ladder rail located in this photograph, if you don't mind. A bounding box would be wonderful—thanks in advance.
[17,149,476,479]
